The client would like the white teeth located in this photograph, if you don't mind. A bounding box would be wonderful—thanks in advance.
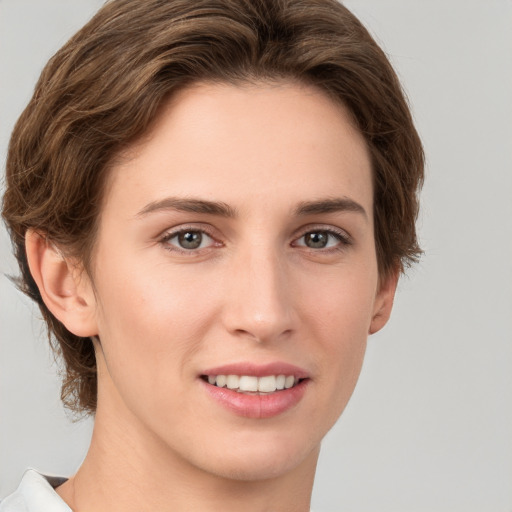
[207,374,300,393]
[276,375,286,390]
[258,375,276,393]
[239,375,258,392]
[285,375,295,389]
[216,375,227,388]
[226,375,240,389]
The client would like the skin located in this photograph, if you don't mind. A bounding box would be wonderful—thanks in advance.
[26,81,397,512]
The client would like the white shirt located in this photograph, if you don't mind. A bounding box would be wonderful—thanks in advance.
[0,470,71,512]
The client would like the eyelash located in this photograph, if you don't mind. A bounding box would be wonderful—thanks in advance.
[158,225,352,255]
[159,225,220,255]
[292,227,352,252]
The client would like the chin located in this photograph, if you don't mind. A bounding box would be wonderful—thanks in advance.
[181,429,322,482]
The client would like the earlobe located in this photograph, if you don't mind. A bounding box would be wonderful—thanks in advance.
[369,268,399,335]
[25,229,98,337]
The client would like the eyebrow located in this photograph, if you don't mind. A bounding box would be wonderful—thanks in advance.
[294,197,368,219]
[136,196,367,220]
[136,197,238,218]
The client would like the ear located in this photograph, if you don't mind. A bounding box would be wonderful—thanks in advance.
[25,229,98,338]
[369,267,399,335]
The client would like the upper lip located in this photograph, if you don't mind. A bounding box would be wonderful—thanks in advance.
[201,362,309,379]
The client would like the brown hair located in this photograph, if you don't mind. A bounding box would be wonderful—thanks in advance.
[2,0,424,415]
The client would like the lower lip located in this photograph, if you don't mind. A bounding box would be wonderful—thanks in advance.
[201,379,309,419]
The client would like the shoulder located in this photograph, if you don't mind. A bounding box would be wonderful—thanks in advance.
[0,470,70,512]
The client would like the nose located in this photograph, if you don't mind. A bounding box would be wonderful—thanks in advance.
[221,246,295,344]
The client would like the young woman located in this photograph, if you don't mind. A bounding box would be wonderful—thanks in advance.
[1,0,423,510]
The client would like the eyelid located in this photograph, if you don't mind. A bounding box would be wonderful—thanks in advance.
[157,222,352,255]
[291,224,353,248]
[159,224,222,253]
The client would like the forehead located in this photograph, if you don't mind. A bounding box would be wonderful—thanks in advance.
[103,81,373,218]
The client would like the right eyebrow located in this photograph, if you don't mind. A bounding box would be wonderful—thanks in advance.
[294,197,368,220]
[135,197,238,218]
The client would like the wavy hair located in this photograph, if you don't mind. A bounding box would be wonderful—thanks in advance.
[2,0,424,414]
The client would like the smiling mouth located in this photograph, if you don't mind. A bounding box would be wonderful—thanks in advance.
[201,374,305,394]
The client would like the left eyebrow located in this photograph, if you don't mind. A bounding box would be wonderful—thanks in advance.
[136,197,238,218]
[294,197,368,220]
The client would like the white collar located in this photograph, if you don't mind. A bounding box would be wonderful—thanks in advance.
[0,469,71,512]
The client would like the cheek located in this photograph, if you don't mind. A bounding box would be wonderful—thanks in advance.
[298,264,376,405]
[91,252,219,393]
[300,261,377,340]
[309,291,370,385]
[95,242,214,326]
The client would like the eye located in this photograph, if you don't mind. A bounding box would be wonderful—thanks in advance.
[293,229,351,250]
[161,229,216,251]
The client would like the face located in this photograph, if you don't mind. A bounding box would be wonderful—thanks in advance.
[82,81,395,481]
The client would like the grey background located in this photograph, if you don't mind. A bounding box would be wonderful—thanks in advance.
[1,1,511,510]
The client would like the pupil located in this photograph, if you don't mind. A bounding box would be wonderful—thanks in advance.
[305,232,328,248]
[178,231,202,249]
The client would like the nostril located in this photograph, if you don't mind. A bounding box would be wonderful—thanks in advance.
[231,327,293,344]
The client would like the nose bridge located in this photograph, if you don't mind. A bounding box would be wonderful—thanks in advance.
[223,240,294,343]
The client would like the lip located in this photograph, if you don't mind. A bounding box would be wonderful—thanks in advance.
[202,362,310,379]
[199,362,310,419]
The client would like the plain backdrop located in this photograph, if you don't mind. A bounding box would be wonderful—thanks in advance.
[1,1,511,511]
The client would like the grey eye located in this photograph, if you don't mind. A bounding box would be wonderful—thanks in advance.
[161,227,217,253]
[294,229,349,250]
[304,232,329,248]
[177,231,203,249]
